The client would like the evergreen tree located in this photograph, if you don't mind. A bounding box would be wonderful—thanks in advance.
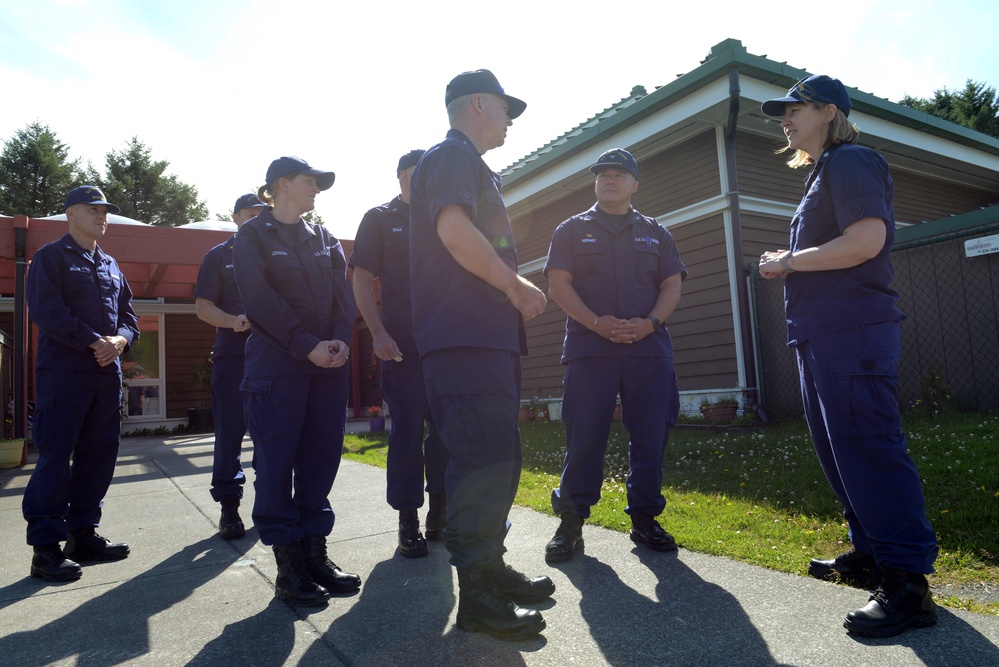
[900,80,999,138]
[97,137,208,226]
[0,121,81,217]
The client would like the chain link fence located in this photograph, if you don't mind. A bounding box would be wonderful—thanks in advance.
[752,218,999,421]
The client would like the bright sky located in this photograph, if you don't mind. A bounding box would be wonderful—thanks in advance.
[2,0,997,239]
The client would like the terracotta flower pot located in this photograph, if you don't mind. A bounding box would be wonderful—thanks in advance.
[700,403,738,423]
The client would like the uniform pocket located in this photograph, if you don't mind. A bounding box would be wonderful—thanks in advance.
[239,377,273,395]
[830,354,901,438]
[431,374,517,457]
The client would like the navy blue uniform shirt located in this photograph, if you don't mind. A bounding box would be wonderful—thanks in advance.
[544,205,686,364]
[786,143,903,346]
[193,235,250,359]
[26,233,139,372]
[409,129,527,357]
[348,196,418,354]
[233,209,356,377]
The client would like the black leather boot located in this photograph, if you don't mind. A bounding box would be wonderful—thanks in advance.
[398,509,428,558]
[272,542,329,606]
[808,548,879,585]
[30,544,83,582]
[425,493,447,541]
[219,498,245,540]
[488,557,555,604]
[456,564,546,641]
[630,512,677,552]
[844,568,937,637]
[545,513,584,563]
[301,536,362,594]
[64,527,130,562]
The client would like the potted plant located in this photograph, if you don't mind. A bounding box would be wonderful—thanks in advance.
[527,398,548,422]
[0,438,25,469]
[186,354,215,432]
[367,405,385,433]
[699,395,739,423]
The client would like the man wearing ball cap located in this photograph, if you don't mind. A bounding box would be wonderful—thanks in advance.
[23,185,139,582]
[543,148,686,563]
[409,69,551,641]
[349,149,449,559]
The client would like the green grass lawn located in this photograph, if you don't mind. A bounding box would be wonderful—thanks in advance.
[343,410,999,615]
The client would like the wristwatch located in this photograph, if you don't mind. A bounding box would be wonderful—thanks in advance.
[647,316,662,331]
[779,251,795,273]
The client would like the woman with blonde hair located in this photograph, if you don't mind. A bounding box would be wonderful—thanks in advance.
[234,156,360,606]
[758,75,937,638]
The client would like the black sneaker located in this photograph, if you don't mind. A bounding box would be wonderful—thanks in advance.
[30,544,83,582]
[808,548,879,585]
[64,528,130,562]
[844,568,937,637]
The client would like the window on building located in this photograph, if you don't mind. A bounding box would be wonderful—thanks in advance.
[121,314,164,419]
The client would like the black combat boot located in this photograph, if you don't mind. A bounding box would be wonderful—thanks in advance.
[301,535,362,594]
[844,568,937,637]
[30,544,83,582]
[425,492,447,541]
[64,527,130,562]
[630,512,677,552]
[808,548,879,586]
[488,557,555,604]
[272,542,329,607]
[544,513,584,563]
[456,564,546,641]
[398,509,428,558]
[219,498,245,540]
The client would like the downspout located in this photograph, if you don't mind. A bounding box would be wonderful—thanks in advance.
[13,215,29,439]
[724,67,765,420]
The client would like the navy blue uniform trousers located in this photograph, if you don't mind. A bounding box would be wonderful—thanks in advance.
[381,354,449,510]
[797,321,937,573]
[423,348,521,568]
[210,355,247,502]
[553,356,674,519]
[243,371,348,546]
[23,370,122,546]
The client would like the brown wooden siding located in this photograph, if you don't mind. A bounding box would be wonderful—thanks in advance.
[892,170,995,223]
[737,130,997,224]
[164,314,217,419]
[635,131,721,215]
[522,271,567,399]
[512,188,594,265]
[736,132,804,204]
[669,215,739,391]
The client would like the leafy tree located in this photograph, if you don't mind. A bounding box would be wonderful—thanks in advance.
[900,80,999,138]
[95,137,208,226]
[0,121,81,217]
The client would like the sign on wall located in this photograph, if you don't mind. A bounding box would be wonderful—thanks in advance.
[964,233,999,258]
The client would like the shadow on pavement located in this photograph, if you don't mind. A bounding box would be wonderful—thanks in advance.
[558,548,790,667]
[0,536,251,667]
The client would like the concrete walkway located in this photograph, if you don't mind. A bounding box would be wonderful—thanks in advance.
[0,432,996,666]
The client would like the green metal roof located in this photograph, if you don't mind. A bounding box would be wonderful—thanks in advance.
[501,38,999,187]
[895,204,999,249]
